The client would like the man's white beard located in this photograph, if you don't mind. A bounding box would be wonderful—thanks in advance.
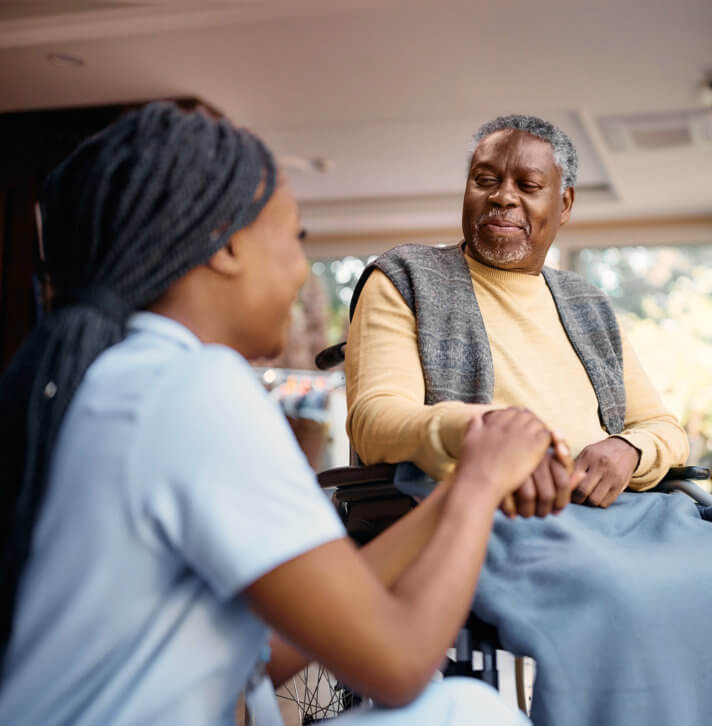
[471,228,533,266]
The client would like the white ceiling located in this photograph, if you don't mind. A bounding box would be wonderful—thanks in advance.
[0,0,710,241]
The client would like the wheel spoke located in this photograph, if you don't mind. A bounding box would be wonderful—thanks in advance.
[275,664,356,723]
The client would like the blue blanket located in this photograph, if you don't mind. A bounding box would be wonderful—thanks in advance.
[472,491,712,726]
[394,466,712,724]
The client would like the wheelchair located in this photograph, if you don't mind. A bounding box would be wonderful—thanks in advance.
[308,340,712,721]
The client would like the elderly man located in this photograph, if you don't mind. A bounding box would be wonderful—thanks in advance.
[345,114,688,517]
[343,116,712,726]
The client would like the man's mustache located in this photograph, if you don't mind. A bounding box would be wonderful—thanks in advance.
[476,210,530,235]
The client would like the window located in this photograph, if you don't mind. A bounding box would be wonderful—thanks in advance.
[573,244,712,465]
[310,255,377,345]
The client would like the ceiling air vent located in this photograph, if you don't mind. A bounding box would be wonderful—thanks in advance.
[598,108,712,152]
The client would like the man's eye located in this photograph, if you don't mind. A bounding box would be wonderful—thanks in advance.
[519,183,540,191]
[476,176,497,186]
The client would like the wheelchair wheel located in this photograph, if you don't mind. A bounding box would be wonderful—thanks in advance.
[275,663,360,724]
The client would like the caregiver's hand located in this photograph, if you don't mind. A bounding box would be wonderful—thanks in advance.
[482,409,580,518]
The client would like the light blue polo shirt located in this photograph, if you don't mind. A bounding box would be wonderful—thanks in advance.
[0,312,346,726]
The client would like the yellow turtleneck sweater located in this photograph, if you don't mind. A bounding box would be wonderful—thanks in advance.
[345,253,688,489]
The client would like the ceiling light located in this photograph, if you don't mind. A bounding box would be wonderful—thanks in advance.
[48,52,85,68]
[279,155,334,174]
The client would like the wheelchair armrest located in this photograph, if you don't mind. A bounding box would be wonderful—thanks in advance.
[317,464,410,544]
[317,463,397,489]
[653,466,712,506]
[317,463,400,504]
[661,466,710,481]
[654,479,712,506]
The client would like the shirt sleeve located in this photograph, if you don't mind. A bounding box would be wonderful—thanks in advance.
[345,269,493,481]
[134,347,346,600]
[615,328,690,490]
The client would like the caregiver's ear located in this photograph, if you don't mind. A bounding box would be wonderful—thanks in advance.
[206,229,248,277]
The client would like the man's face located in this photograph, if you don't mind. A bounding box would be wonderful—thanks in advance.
[462,129,574,275]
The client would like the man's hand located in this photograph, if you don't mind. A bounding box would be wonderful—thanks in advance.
[502,434,583,517]
[500,431,582,518]
[457,408,552,503]
[571,437,640,508]
[479,409,579,518]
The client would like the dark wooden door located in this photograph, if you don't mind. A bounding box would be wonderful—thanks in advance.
[0,98,215,371]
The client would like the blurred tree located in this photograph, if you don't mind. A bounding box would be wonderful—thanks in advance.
[310,255,376,345]
[574,244,712,466]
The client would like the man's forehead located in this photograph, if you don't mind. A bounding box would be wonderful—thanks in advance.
[473,129,556,170]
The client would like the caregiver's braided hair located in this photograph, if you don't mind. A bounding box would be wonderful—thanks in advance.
[0,101,277,669]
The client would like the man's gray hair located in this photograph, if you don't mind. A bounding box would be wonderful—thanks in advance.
[472,114,578,192]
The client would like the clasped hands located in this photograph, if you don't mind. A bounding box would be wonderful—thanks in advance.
[482,409,640,518]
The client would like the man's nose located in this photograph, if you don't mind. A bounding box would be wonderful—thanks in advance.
[488,178,518,207]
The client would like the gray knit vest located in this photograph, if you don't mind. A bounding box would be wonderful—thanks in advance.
[350,243,626,434]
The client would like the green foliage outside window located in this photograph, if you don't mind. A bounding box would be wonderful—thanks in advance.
[310,255,377,345]
[573,244,712,466]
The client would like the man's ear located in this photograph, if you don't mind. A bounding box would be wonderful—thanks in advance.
[206,229,245,277]
[560,187,575,226]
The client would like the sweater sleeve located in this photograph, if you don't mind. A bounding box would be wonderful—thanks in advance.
[614,329,689,490]
[345,269,494,481]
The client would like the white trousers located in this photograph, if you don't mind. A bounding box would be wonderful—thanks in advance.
[330,677,530,725]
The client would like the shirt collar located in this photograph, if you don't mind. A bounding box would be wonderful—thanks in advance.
[127,311,203,351]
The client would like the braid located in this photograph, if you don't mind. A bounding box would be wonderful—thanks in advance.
[0,101,277,669]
